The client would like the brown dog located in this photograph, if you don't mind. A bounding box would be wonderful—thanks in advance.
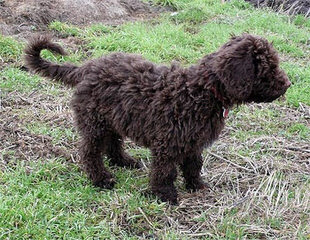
[24,34,291,204]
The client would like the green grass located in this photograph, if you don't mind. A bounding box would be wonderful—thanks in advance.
[282,62,310,106]
[87,21,203,63]
[26,122,76,145]
[0,35,23,64]
[287,123,310,140]
[0,67,42,92]
[294,14,310,28]
[0,160,174,239]
[49,21,80,37]
[1,0,310,239]
[170,7,212,24]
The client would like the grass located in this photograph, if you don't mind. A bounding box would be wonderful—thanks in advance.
[26,122,76,145]
[0,160,169,239]
[0,67,42,92]
[0,35,23,65]
[0,0,310,239]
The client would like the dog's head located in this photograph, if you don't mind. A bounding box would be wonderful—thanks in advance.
[212,34,291,103]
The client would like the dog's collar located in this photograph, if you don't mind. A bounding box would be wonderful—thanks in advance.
[210,86,230,119]
[223,108,229,118]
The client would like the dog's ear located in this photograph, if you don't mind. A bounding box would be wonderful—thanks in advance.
[215,35,257,101]
[252,37,278,78]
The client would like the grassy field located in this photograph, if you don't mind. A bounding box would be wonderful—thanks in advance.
[0,0,310,239]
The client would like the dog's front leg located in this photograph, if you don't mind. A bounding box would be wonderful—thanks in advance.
[149,150,178,204]
[181,152,207,192]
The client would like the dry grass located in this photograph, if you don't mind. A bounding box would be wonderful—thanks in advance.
[0,84,76,168]
[159,102,309,239]
[245,0,310,17]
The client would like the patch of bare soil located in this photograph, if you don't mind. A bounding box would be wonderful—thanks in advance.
[0,0,165,37]
[245,0,310,17]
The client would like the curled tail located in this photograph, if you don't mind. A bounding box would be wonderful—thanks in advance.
[24,35,80,87]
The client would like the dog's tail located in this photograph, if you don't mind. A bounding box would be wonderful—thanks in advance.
[24,35,80,87]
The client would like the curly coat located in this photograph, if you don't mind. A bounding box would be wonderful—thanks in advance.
[24,34,291,204]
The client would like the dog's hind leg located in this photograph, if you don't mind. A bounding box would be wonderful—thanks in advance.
[78,132,116,189]
[75,111,115,189]
[106,132,142,169]
[150,150,178,204]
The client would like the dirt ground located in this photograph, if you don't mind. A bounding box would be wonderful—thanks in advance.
[245,0,310,16]
[0,0,165,38]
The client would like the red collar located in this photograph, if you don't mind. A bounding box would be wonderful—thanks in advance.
[210,86,230,118]
[223,108,229,118]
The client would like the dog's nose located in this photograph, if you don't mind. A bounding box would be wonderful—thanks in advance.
[285,80,291,88]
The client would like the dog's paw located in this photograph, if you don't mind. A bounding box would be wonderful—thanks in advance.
[152,186,178,205]
[93,177,116,190]
[160,194,178,205]
[186,180,209,192]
